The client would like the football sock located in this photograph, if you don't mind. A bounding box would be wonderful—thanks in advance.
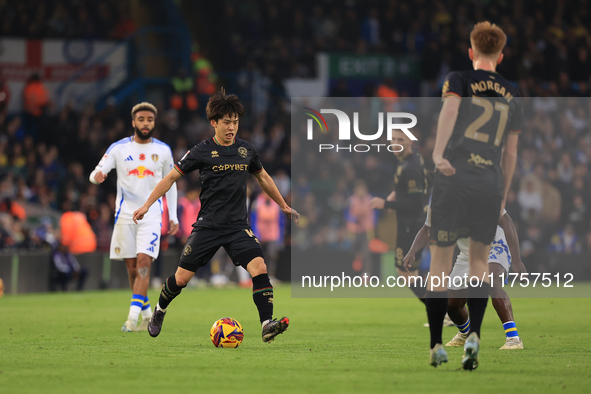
[252,274,273,324]
[467,282,490,338]
[128,294,143,323]
[158,275,186,310]
[425,291,448,349]
[457,317,471,335]
[409,281,426,305]
[503,321,519,339]
[140,295,152,318]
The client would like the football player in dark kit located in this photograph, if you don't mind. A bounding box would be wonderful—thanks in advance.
[426,21,522,370]
[133,89,299,342]
[370,129,428,300]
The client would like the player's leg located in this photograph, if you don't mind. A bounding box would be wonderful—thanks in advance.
[244,256,289,342]
[112,223,143,332]
[445,257,470,346]
[148,228,220,337]
[426,243,455,366]
[133,221,161,330]
[445,289,469,346]
[124,258,138,289]
[467,239,491,339]
[226,228,288,343]
[122,258,142,331]
[489,262,523,349]
[462,238,491,370]
[462,191,502,370]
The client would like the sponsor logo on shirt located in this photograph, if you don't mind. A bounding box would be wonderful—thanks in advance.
[211,150,219,158]
[127,166,156,178]
[212,164,249,172]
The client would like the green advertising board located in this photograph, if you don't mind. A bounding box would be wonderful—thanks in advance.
[328,54,419,79]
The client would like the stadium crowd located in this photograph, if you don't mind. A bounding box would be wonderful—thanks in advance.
[0,0,137,40]
[219,0,591,91]
[1,0,590,283]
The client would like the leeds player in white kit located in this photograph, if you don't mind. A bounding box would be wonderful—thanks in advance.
[404,200,527,350]
[90,103,179,332]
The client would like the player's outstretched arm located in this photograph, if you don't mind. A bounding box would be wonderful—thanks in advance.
[402,224,430,271]
[253,169,300,224]
[433,97,460,176]
[498,211,526,275]
[133,169,182,223]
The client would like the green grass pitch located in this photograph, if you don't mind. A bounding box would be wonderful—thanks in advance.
[1,285,590,393]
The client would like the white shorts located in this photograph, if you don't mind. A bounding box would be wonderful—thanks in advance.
[110,221,161,260]
[448,241,511,291]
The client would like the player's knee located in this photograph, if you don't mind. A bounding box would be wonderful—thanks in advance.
[247,257,267,276]
[174,271,193,287]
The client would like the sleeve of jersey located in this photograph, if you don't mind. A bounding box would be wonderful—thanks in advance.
[248,145,264,174]
[508,97,524,135]
[441,72,462,99]
[174,146,201,176]
[89,144,117,184]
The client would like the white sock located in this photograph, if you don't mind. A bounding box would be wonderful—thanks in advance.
[141,306,152,319]
[128,305,141,323]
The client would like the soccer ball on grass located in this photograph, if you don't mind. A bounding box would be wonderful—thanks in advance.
[210,317,244,348]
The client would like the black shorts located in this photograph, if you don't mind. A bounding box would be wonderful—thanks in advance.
[179,226,264,272]
[430,178,502,247]
[396,222,423,270]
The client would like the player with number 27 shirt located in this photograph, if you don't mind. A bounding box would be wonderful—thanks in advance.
[426,21,523,370]
[133,89,299,343]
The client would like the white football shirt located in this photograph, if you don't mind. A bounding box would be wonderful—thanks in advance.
[90,136,178,225]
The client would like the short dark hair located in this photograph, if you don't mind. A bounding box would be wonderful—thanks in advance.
[206,88,245,122]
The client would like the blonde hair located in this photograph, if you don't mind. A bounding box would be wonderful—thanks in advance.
[131,102,157,119]
[470,21,507,57]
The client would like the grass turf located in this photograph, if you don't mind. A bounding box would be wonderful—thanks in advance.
[1,285,590,393]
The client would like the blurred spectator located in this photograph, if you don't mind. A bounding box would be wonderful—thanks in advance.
[49,242,88,291]
[170,67,198,122]
[346,180,374,273]
[251,193,285,279]
[518,179,543,224]
[59,203,97,255]
[91,203,113,252]
[567,194,588,235]
[548,224,582,254]
[23,73,49,118]
[22,73,49,139]
[177,184,201,243]
[540,180,561,225]
[0,75,10,114]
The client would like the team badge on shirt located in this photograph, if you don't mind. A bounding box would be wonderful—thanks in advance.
[238,147,247,158]
[115,247,121,255]
[152,154,159,162]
